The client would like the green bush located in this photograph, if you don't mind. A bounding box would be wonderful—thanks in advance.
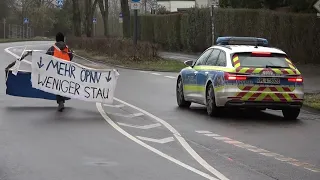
[180,8,212,52]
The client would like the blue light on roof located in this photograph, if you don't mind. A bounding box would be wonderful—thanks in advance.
[216,36,269,47]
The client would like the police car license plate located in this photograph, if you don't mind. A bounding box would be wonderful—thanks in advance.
[257,78,280,84]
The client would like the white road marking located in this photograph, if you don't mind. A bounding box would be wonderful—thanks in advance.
[117,122,161,129]
[108,112,144,118]
[114,98,229,180]
[151,73,161,76]
[103,104,125,108]
[96,103,219,180]
[205,134,220,137]
[139,71,148,73]
[5,46,42,65]
[164,76,176,79]
[197,132,320,173]
[196,131,212,134]
[212,137,231,141]
[136,136,175,144]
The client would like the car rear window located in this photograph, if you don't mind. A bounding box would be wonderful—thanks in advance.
[233,52,291,68]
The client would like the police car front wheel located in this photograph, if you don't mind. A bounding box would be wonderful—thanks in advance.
[282,108,300,120]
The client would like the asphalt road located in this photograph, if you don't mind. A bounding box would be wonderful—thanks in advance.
[1,41,320,180]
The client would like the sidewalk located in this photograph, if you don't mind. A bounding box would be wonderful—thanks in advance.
[159,52,320,93]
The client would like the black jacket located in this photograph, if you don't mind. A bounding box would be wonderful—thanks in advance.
[46,41,73,61]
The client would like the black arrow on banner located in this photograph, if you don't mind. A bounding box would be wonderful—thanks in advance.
[37,57,44,68]
[106,71,112,82]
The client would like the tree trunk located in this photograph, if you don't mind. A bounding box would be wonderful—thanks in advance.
[72,0,81,36]
[85,0,98,37]
[120,0,130,38]
[98,0,109,36]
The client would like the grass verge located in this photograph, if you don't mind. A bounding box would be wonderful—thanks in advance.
[74,49,186,72]
[304,93,320,110]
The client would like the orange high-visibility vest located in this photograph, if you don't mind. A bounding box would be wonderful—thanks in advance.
[53,44,70,61]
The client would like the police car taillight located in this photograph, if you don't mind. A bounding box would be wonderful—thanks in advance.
[288,76,303,82]
[224,72,247,80]
[251,52,271,57]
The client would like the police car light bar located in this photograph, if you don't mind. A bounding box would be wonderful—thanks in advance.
[216,37,269,47]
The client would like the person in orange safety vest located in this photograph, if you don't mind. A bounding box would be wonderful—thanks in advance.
[46,32,73,112]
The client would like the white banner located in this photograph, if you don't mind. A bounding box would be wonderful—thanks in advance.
[31,52,119,104]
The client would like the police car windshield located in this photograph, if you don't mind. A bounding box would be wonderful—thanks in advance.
[235,52,290,68]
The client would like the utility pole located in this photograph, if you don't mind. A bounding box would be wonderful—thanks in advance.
[144,0,147,14]
[211,0,219,45]
[3,18,6,39]
[131,0,140,45]
[26,24,29,39]
[93,18,97,36]
[23,18,29,39]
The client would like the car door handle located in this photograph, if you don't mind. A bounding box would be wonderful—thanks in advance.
[205,72,209,75]
[194,71,198,74]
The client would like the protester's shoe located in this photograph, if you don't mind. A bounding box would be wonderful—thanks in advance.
[58,102,65,112]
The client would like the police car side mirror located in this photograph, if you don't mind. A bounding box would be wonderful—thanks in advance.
[184,60,193,67]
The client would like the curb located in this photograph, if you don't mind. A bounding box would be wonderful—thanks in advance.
[74,51,183,73]
[79,57,183,73]
[301,105,320,114]
[112,64,181,73]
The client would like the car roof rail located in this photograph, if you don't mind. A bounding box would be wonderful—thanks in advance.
[269,46,283,51]
[215,44,232,50]
[216,36,269,47]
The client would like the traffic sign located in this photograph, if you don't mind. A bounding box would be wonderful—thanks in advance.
[131,0,140,10]
[212,0,219,7]
[314,0,320,13]
[57,0,63,6]
[23,18,29,24]
[93,18,97,23]
[131,2,140,9]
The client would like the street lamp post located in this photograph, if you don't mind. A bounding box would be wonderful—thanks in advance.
[211,0,219,45]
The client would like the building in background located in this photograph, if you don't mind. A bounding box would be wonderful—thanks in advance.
[157,0,195,12]
[195,0,210,7]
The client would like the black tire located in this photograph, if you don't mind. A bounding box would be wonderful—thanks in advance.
[206,83,220,117]
[176,77,191,108]
[282,108,300,120]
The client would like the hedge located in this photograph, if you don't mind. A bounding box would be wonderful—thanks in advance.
[134,8,320,64]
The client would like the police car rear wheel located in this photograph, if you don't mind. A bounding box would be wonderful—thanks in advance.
[282,108,300,120]
[206,84,220,117]
[176,77,191,108]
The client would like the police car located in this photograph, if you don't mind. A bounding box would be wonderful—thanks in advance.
[176,37,304,120]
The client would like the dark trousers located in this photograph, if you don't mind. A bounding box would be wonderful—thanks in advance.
[56,95,65,104]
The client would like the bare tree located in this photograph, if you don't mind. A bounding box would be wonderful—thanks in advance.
[120,0,130,38]
[72,0,81,36]
[0,0,9,19]
[84,0,98,37]
[98,0,108,36]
